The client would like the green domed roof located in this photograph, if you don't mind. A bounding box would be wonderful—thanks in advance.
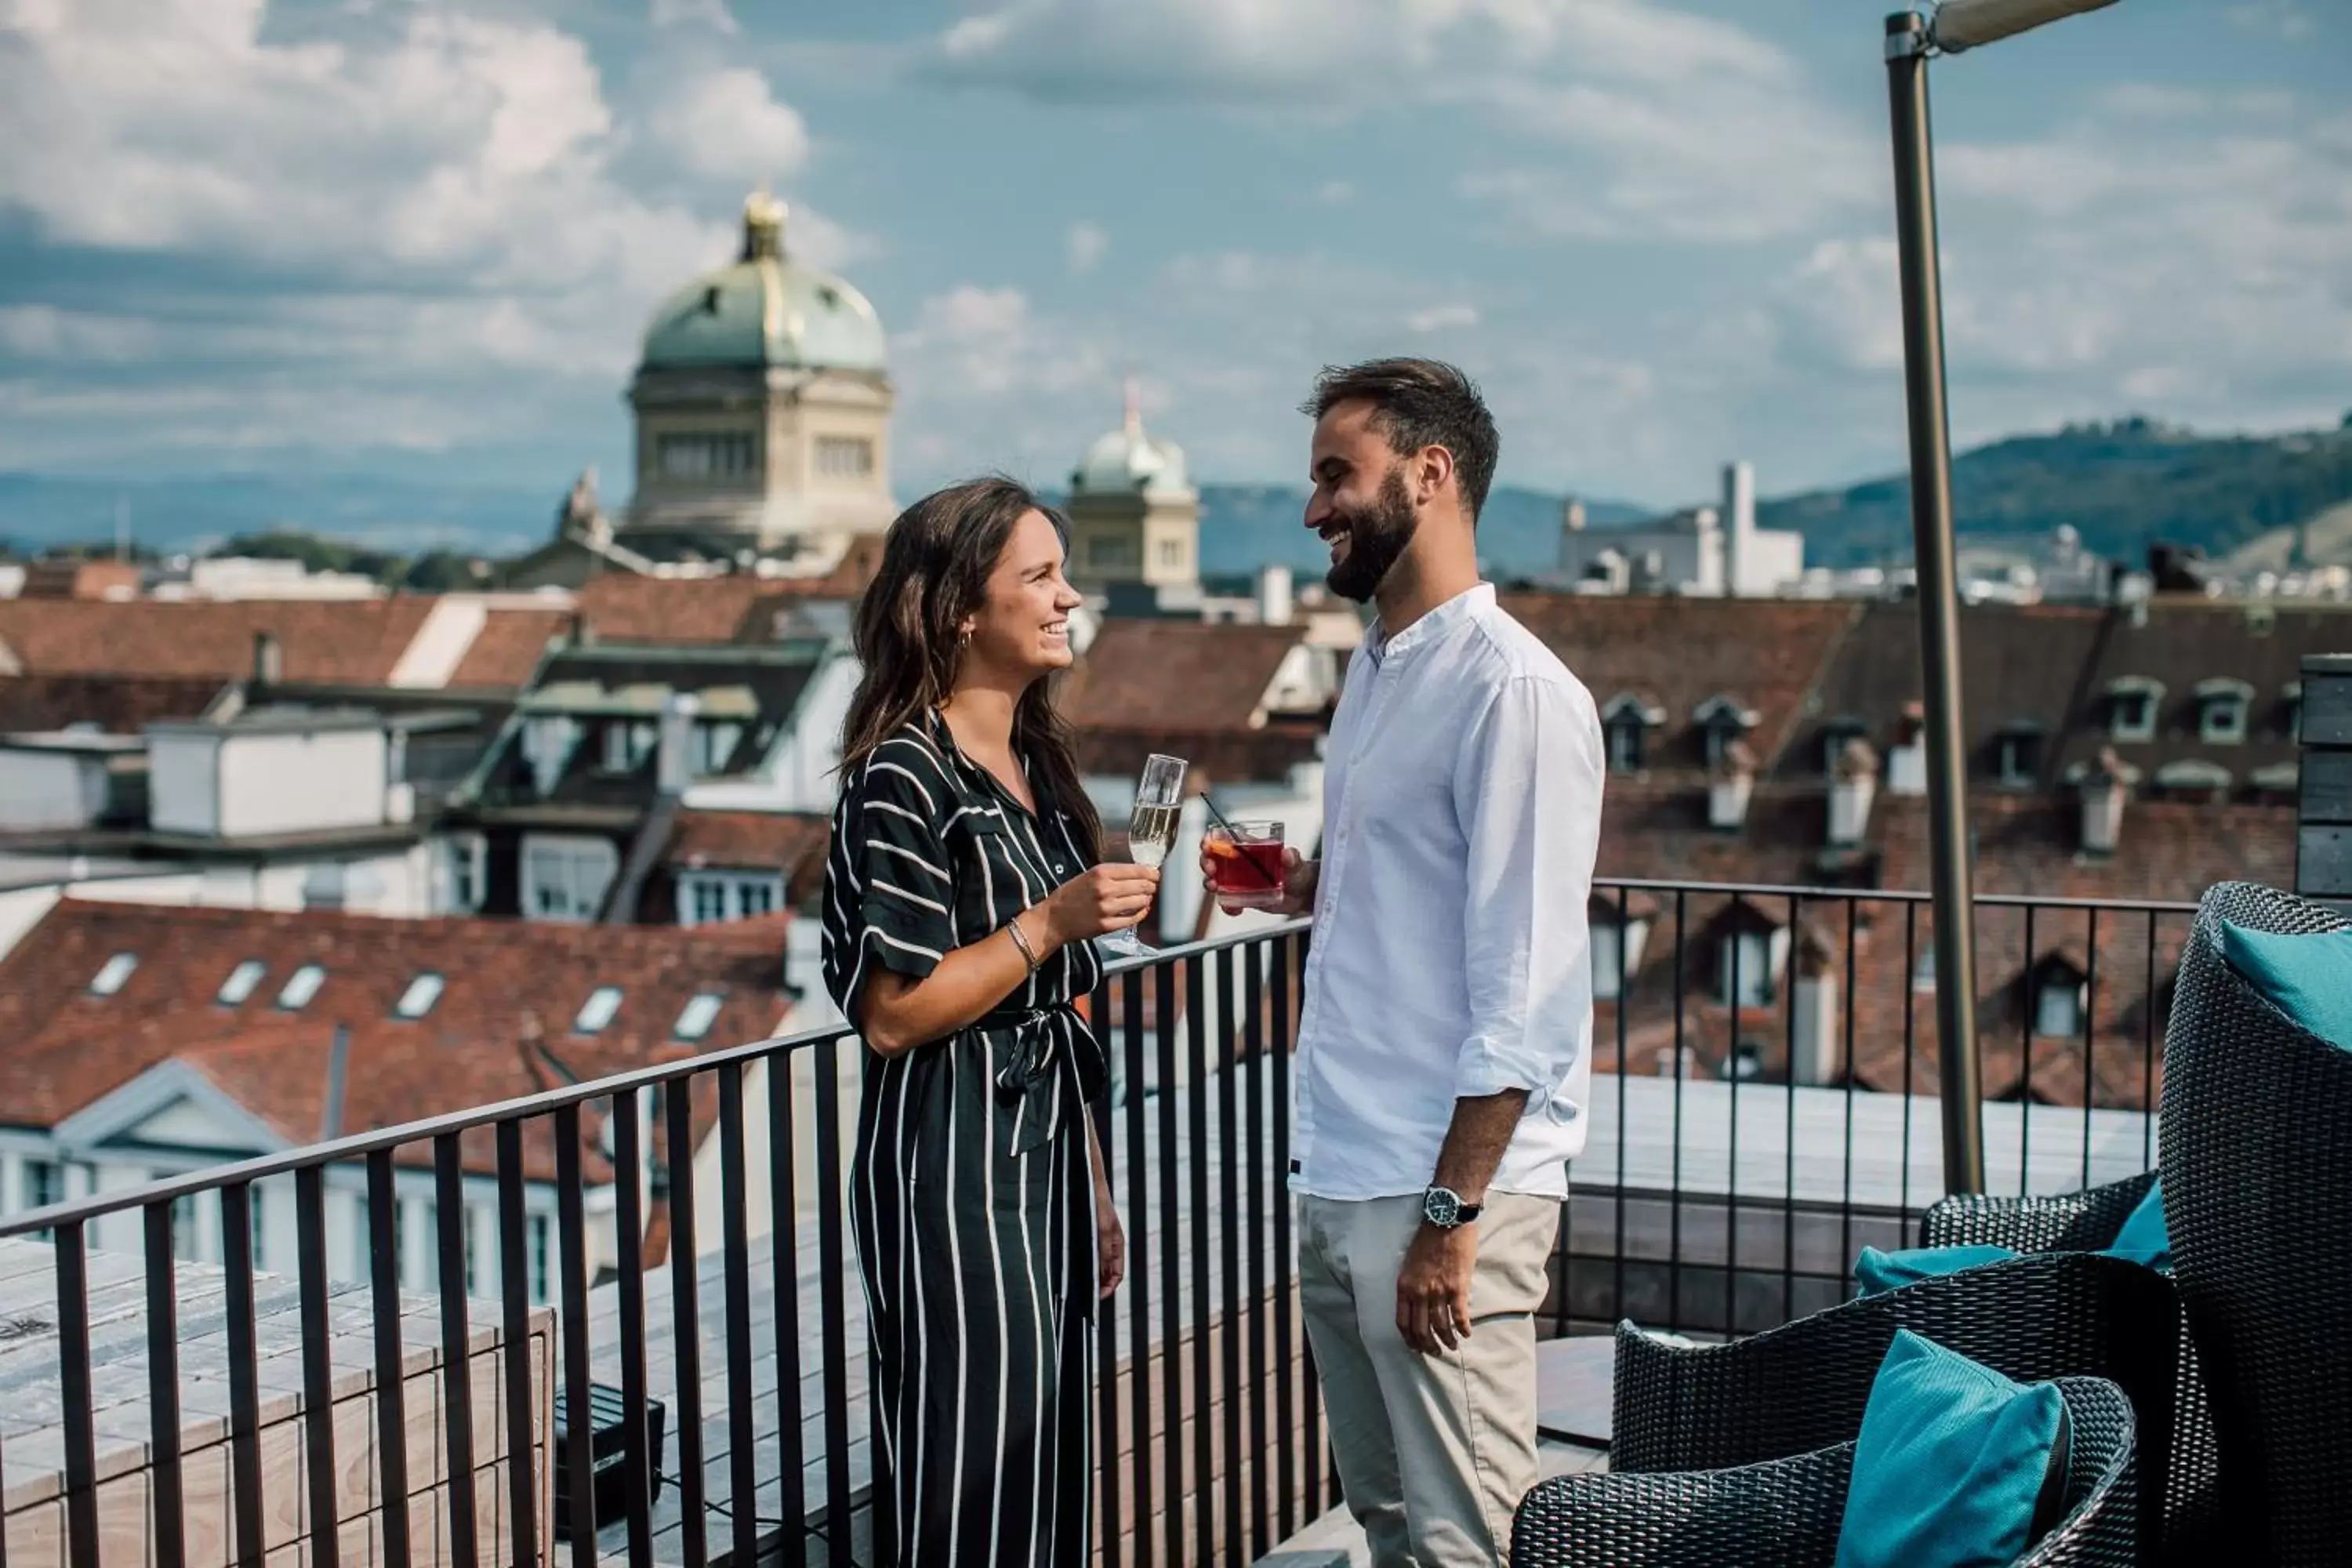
[1073,387,1192,499]
[638,192,888,376]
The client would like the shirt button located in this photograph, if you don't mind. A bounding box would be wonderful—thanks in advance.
[1054,863,1067,874]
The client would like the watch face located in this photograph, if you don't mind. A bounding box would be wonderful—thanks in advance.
[1424,1187,1460,1228]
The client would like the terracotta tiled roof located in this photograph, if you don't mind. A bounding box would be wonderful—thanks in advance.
[447,607,571,688]
[1502,593,1859,773]
[574,577,787,644]
[1076,724,1323,789]
[665,810,831,902]
[1061,620,1306,735]
[0,673,227,734]
[0,900,792,1179]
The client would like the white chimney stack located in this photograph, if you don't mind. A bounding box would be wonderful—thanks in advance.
[1886,702,1929,797]
[1258,563,1294,626]
[1828,738,1880,848]
[1722,460,1757,599]
[1708,739,1757,831]
[1789,929,1840,1085]
[2078,747,2131,857]
[656,691,701,797]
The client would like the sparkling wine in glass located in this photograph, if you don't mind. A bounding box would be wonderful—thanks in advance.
[1100,753,1185,960]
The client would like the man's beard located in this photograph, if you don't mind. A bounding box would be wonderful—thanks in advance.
[1325,467,1418,604]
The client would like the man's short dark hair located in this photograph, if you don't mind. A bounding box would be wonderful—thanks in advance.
[1302,358,1500,521]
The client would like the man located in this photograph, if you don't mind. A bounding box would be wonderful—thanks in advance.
[1214,358,1602,1564]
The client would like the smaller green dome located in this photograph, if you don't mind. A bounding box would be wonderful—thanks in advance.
[1073,388,1192,499]
[638,192,888,375]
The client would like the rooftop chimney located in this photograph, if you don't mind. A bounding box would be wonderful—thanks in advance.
[1886,702,1929,797]
[1708,739,1757,831]
[655,691,702,796]
[319,1024,350,1142]
[2078,746,2132,858]
[252,630,283,687]
[1722,460,1757,599]
[1828,738,1880,848]
[1258,563,1294,627]
[1788,927,1840,1086]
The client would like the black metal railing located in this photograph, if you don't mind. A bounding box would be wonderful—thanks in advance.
[0,881,2197,1565]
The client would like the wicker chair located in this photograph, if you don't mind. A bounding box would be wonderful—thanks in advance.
[1606,1252,2183,1566]
[2159,880,2352,1566]
[1511,1375,2139,1568]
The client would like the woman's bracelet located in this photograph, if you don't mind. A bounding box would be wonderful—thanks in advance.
[1006,912,1043,973]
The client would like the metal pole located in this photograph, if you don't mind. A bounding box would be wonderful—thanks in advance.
[1886,9,1986,1196]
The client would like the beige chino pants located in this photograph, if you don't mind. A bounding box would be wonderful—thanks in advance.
[1298,1192,1559,1567]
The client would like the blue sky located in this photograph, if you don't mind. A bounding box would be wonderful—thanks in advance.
[1,0,2344,514]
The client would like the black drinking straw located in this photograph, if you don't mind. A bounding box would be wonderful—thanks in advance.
[1196,792,1283,888]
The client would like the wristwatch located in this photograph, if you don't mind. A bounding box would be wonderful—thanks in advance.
[1422,1185,1483,1230]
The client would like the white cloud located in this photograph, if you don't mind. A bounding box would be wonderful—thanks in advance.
[1405,303,1479,333]
[1065,220,1109,274]
[645,66,809,182]
[2226,1,2313,40]
[1314,180,1356,205]
[650,0,741,33]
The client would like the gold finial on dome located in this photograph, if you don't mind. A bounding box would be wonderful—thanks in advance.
[741,184,786,262]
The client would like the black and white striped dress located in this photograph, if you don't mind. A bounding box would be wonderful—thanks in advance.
[820,715,1107,1568]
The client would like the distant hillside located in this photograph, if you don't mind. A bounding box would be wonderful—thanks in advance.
[0,472,555,561]
[1196,483,1647,578]
[1759,416,2352,569]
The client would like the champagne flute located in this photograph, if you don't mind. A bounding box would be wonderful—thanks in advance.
[1099,752,1186,960]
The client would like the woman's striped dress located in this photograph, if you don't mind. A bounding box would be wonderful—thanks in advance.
[820,715,1108,1567]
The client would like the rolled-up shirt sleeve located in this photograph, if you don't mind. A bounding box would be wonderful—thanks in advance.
[822,747,960,1023]
[1450,673,1604,1108]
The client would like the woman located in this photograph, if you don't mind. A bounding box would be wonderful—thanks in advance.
[821,477,1159,1566]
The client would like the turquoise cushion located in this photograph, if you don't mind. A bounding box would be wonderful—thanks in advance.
[1853,1244,2016,1297]
[1835,1330,2070,1568]
[2105,1180,2170,1270]
[2219,919,2352,1051]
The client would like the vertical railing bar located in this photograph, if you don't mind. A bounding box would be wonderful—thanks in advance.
[1668,891,1687,1332]
[1091,987,1123,1568]
[662,1080,710,1566]
[221,1182,265,1568]
[1901,906,1920,1229]
[55,1221,97,1568]
[2020,906,2037,1196]
[496,1121,542,1568]
[1780,893,1801,1325]
[1840,897,1860,1294]
[1243,941,1270,1559]
[1269,943,1297,1544]
[143,1201,187,1568]
[554,1104,599,1568]
[766,1050,809,1551]
[1186,954,1214,1558]
[1155,956,1183,1566]
[432,1135,478,1568]
[1611,884,1630,1332]
[717,1064,760,1568]
[2142,913,2159,1171]
[365,1152,413,1568]
[1120,967,1152,1568]
[1215,947,1244,1568]
[2082,908,2100,1189]
[296,1165,340,1567]
[1726,895,1744,1339]
[612,1087,659,1564]
[810,1040,856,1568]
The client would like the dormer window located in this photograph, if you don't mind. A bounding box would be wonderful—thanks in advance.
[691,720,744,776]
[1693,694,1760,770]
[1716,902,1789,1009]
[89,952,139,997]
[216,960,267,1006]
[2106,677,2165,743]
[2194,678,2254,746]
[1588,892,1655,1002]
[2031,956,2088,1040]
[1599,694,1664,776]
[1993,720,2045,790]
[1820,717,1869,777]
[601,720,655,774]
[2283,681,2303,742]
[277,964,326,1011]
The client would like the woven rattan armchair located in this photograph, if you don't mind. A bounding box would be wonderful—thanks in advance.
[1919,1169,2158,1254]
[1607,1252,2186,1566]
[1512,1376,2139,1568]
[2159,880,2352,1566]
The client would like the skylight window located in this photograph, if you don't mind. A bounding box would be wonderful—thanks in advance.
[216,960,267,1005]
[88,953,138,996]
[671,993,724,1043]
[394,973,445,1020]
[277,964,326,1011]
[574,985,623,1035]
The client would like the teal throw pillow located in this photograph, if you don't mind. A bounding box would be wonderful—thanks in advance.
[2104,1180,2170,1271]
[2218,919,2352,1051]
[1835,1329,2071,1568]
[1853,1244,2016,1298]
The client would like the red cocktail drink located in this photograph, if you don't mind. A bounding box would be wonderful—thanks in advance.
[1206,821,1286,909]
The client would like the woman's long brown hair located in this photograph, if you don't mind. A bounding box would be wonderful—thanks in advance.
[838,476,1103,858]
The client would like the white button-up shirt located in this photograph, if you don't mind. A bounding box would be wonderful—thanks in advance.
[1291,583,1604,1201]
